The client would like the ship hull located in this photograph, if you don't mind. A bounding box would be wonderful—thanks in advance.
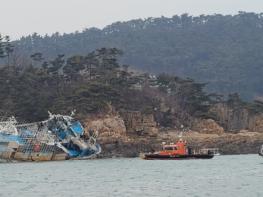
[142,153,214,160]
[0,113,101,162]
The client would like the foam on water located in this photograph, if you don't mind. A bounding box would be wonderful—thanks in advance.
[0,155,262,197]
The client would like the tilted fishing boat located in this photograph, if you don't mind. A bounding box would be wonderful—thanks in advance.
[0,112,101,162]
[141,139,214,160]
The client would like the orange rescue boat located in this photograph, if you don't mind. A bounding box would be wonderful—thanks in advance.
[141,139,214,160]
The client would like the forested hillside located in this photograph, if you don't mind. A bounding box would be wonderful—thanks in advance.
[0,47,218,126]
[1,35,263,130]
[12,12,263,100]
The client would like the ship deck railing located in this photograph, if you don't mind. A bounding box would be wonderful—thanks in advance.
[192,148,220,155]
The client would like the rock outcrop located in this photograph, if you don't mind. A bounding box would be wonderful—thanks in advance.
[248,114,263,133]
[209,103,250,132]
[192,119,224,135]
[121,111,158,136]
[84,115,126,138]
[209,103,263,133]
[83,113,263,158]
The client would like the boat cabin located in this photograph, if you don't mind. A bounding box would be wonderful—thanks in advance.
[160,139,187,156]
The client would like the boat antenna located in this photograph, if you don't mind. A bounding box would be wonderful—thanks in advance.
[70,109,76,117]
[178,124,184,139]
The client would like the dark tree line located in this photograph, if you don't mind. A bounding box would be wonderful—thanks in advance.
[0,47,218,127]
[0,34,14,66]
[12,12,263,100]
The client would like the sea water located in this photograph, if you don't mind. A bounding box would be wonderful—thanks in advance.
[0,155,262,197]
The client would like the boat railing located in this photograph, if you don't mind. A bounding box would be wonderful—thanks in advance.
[199,148,220,155]
[190,148,219,155]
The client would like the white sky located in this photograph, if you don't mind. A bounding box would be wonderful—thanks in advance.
[0,0,262,40]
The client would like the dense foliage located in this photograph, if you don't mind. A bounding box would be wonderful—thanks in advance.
[13,12,263,100]
[0,47,214,126]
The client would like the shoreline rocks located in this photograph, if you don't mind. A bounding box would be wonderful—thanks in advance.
[84,114,263,158]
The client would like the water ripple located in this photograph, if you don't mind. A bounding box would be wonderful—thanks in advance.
[0,155,262,197]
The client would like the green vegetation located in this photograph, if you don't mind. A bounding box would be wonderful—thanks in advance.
[13,12,263,100]
[0,45,216,126]
[0,34,14,65]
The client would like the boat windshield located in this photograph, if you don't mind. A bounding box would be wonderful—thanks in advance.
[164,146,177,151]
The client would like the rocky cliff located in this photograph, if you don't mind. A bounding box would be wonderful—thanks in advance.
[210,103,263,133]
[84,113,263,158]
[192,119,224,135]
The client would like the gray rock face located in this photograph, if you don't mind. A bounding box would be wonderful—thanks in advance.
[210,103,263,133]
[82,113,263,158]
[192,119,224,135]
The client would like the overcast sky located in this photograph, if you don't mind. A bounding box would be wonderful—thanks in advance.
[1,0,262,40]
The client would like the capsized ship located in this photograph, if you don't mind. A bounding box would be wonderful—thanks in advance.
[0,112,101,162]
[141,139,214,160]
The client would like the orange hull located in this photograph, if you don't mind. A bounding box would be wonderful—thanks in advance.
[142,153,214,160]
[141,139,214,160]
